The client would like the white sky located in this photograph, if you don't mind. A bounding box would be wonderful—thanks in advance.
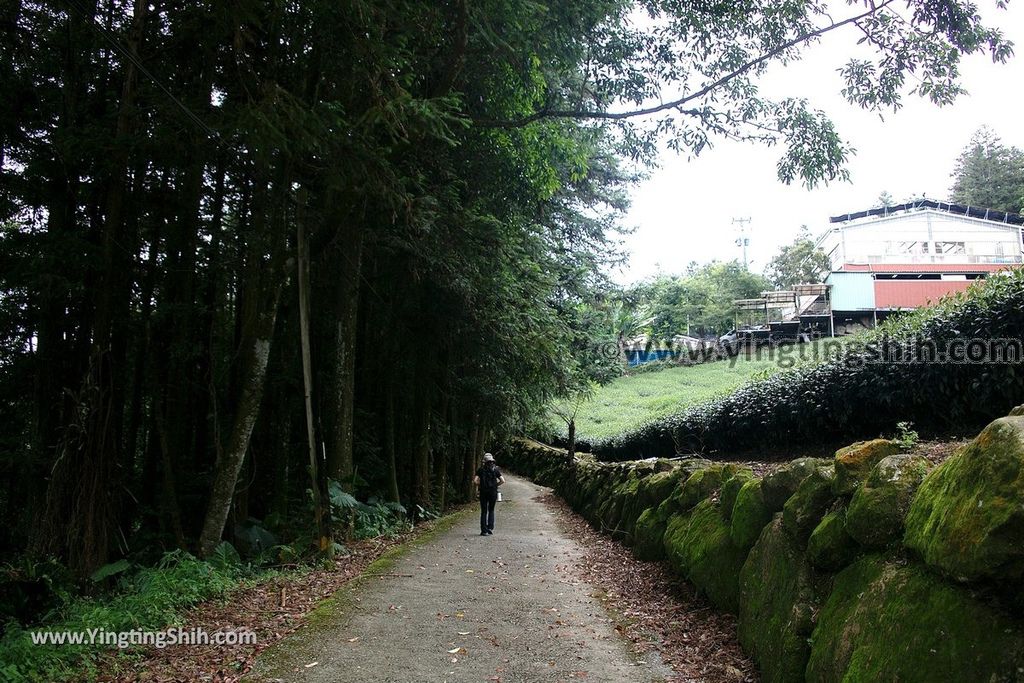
[614,1,1024,285]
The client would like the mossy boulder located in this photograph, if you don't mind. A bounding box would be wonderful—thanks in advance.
[720,468,754,521]
[761,457,826,511]
[833,439,901,496]
[664,500,747,613]
[1010,404,1024,417]
[731,479,773,550]
[603,474,642,532]
[638,468,684,508]
[671,465,726,511]
[654,457,677,472]
[846,454,930,549]
[807,508,858,572]
[781,465,837,546]
[633,505,670,561]
[738,517,819,683]
[807,556,1024,682]
[622,468,684,540]
[676,456,713,471]
[904,416,1024,582]
[566,465,607,516]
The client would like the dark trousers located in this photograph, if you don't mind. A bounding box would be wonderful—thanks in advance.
[479,489,498,532]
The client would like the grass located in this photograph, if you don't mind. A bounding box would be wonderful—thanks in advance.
[550,355,780,442]
[549,339,862,444]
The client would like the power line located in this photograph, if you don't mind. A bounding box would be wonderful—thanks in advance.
[62,0,223,143]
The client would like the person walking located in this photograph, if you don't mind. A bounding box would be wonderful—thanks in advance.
[473,453,504,536]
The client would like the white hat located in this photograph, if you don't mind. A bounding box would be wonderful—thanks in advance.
[483,453,495,462]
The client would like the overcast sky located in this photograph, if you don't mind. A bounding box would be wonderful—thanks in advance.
[613,1,1024,285]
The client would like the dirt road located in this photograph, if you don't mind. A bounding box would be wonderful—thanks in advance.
[250,475,670,683]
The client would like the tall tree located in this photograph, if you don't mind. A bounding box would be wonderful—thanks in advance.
[764,227,832,289]
[950,126,1024,214]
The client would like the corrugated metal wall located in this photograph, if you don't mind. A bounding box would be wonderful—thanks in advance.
[873,280,973,308]
[828,272,876,310]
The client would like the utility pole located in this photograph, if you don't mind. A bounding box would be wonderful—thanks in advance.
[733,217,752,270]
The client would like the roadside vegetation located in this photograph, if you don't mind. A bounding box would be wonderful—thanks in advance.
[0,553,245,682]
[0,500,412,683]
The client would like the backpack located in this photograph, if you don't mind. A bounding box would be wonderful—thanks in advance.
[479,465,499,492]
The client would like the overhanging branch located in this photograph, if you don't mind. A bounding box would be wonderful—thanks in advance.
[472,0,897,128]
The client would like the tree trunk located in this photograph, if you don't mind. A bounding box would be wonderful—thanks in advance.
[383,388,401,503]
[153,405,186,550]
[567,419,576,462]
[36,0,147,574]
[297,215,332,555]
[198,195,284,557]
[463,414,478,501]
[413,395,432,512]
[326,218,364,486]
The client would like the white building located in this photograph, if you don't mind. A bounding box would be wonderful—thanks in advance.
[816,200,1023,333]
[816,200,1024,270]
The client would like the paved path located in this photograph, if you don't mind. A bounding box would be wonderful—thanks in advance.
[251,475,669,683]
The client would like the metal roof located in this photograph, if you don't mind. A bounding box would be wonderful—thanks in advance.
[830,199,1023,226]
[839,263,1016,273]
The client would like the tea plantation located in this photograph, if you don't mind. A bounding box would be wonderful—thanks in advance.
[547,355,780,441]
[579,269,1024,461]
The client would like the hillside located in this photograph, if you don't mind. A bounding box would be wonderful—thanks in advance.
[549,356,779,441]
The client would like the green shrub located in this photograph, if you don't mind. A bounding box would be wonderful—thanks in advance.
[0,551,243,682]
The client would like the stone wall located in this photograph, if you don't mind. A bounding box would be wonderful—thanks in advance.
[503,410,1024,682]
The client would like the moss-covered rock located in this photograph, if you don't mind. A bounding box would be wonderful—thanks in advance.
[807,556,1024,682]
[781,465,837,546]
[622,467,685,539]
[653,457,677,472]
[671,464,726,511]
[904,416,1024,582]
[676,456,713,472]
[761,457,826,511]
[730,479,773,550]
[720,468,754,521]
[633,505,670,561]
[663,500,747,613]
[601,472,643,535]
[807,508,858,572]
[662,509,692,569]
[833,439,901,496]
[738,517,819,683]
[639,467,684,508]
[1010,404,1024,417]
[846,454,929,549]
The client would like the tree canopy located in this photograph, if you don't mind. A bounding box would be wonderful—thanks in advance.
[0,0,1015,578]
[764,227,833,289]
[634,262,769,338]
